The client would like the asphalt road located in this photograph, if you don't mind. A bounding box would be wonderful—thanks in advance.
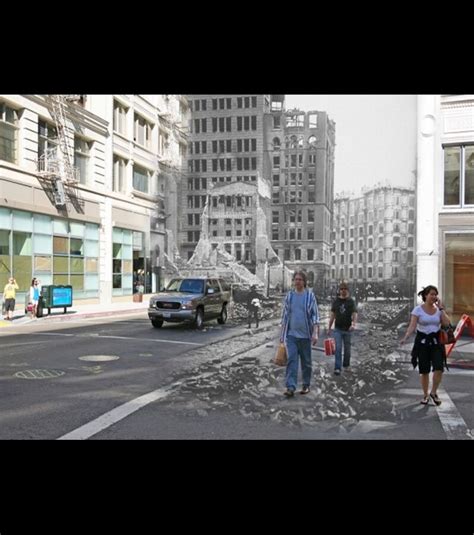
[0,313,256,439]
[0,313,473,440]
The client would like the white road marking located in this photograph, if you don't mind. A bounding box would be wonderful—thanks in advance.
[36,332,75,337]
[435,386,473,440]
[36,332,202,346]
[0,341,48,348]
[445,369,474,376]
[57,385,178,440]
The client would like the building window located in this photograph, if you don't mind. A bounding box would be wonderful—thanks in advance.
[444,145,474,206]
[134,114,153,149]
[307,249,314,261]
[113,100,127,135]
[74,137,91,185]
[38,120,58,160]
[113,155,127,193]
[443,232,474,321]
[133,165,151,194]
[0,102,19,164]
[158,130,169,156]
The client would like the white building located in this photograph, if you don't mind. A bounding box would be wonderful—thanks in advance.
[0,94,189,307]
[417,95,474,322]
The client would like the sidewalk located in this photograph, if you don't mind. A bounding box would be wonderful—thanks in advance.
[0,298,283,332]
[0,299,150,326]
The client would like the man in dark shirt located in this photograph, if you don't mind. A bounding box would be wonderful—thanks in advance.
[328,281,358,375]
[247,285,262,329]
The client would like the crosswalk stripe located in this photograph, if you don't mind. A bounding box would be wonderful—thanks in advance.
[435,386,473,440]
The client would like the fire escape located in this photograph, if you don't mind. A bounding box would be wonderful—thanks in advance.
[37,95,84,211]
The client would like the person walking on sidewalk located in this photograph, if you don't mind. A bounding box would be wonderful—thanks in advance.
[400,285,451,406]
[247,285,262,329]
[2,277,19,321]
[280,270,320,397]
[328,281,358,375]
[29,278,41,318]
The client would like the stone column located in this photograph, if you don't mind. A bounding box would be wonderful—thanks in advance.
[416,95,439,295]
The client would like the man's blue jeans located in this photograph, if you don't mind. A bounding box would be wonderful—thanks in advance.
[334,328,352,370]
[285,335,312,391]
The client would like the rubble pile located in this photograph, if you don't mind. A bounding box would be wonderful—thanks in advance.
[230,300,282,322]
[358,302,410,328]
[163,327,410,428]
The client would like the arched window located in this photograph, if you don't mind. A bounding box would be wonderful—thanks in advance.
[307,271,315,287]
[272,137,281,150]
[290,135,298,149]
[308,135,317,148]
[298,137,304,148]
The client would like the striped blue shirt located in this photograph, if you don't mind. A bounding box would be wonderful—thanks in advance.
[280,289,319,342]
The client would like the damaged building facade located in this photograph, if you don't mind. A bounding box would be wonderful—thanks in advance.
[266,107,335,294]
[0,94,189,306]
[182,95,335,291]
[182,95,276,263]
[181,95,287,287]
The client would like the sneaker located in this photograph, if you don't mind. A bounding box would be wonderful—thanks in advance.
[300,386,310,395]
[334,369,341,376]
[283,389,295,398]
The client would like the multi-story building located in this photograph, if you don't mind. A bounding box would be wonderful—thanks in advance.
[181,95,280,270]
[267,107,335,293]
[331,185,416,295]
[0,94,188,307]
[417,95,474,323]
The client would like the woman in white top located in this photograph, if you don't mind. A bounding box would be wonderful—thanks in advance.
[400,285,451,405]
[29,278,41,318]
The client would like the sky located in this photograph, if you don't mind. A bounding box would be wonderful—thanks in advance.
[285,95,417,196]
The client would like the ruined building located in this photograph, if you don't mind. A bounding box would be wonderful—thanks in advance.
[266,107,336,294]
[181,95,281,263]
[181,96,335,291]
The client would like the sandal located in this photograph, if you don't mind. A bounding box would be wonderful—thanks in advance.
[430,392,442,406]
[420,395,430,405]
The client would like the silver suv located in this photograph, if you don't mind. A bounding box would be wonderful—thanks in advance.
[148,277,231,329]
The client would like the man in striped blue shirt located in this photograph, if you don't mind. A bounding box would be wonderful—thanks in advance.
[280,271,320,397]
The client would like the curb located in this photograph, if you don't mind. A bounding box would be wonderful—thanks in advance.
[37,307,149,322]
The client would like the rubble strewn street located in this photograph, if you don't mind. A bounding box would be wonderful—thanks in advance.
[160,315,411,430]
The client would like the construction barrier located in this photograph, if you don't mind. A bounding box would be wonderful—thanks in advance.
[446,314,473,358]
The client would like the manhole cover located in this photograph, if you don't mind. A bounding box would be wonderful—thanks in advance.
[79,355,120,362]
[14,369,65,379]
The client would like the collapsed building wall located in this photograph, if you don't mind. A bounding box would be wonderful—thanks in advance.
[185,177,292,289]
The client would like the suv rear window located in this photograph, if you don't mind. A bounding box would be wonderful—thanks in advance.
[167,279,204,294]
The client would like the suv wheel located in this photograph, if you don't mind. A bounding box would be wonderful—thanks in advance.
[195,307,204,330]
[217,304,227,325]
[151,319,163,328]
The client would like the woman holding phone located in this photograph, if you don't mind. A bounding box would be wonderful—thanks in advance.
[400,285,451,405]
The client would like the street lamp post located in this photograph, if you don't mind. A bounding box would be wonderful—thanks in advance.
[266,248,270,297]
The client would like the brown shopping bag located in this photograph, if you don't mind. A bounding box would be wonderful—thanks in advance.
[273,343,287,366]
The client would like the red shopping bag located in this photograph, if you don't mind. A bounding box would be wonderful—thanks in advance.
[324,338,336,356]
